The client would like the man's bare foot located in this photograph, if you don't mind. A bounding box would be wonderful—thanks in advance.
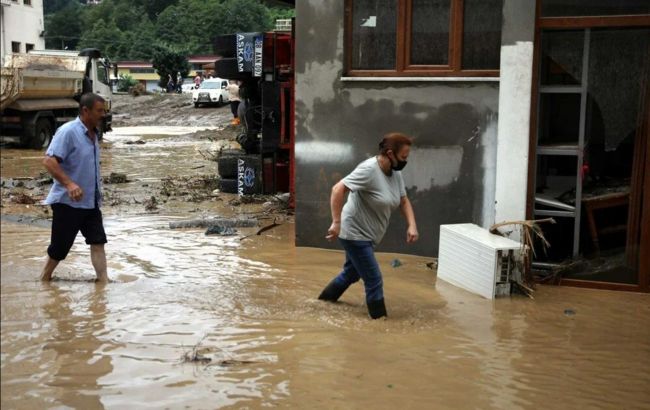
[40,273,53,282]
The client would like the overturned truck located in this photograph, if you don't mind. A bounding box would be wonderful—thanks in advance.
[213,31,294,202]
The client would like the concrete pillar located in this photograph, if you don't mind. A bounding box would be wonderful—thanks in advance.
[493,1,537,228]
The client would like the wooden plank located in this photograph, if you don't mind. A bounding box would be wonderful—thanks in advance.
[539,15,650,28]
[450,0,463,71]
[344,0,353,74]
[399,0,408,71]
[559,279,643,292]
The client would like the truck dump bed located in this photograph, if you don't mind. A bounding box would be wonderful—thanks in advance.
[0,53,86,111]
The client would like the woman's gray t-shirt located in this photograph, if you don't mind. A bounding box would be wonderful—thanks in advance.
[339,157,406,246]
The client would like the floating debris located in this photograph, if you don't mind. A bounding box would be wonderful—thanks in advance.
[564,308,576,316]
[144,196,158,211]
[104,172,129,184]
[10,192,36,204]
[205,225,237,236]
[169,217,257,229]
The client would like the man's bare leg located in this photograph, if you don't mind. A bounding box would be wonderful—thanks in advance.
[40,257,60,281]
[90,244,108,282]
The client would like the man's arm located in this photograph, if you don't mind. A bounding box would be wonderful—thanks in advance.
[400,196,418,243]
[43,155,83,201]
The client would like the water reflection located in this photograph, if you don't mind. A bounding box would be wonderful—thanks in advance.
[42,282,112,409]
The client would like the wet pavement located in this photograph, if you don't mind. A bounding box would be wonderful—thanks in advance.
[2,126,650,409]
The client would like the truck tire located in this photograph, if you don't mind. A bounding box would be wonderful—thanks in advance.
[30,118,53,149]
[219,178,238,194]
[218,155,238,178]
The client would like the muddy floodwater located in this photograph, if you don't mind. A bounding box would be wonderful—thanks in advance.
[2,126,650,409]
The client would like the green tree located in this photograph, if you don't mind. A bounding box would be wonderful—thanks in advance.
[44,0,82,14]
[117,73,139,92]
[267,6,295,24]
[127,18,159,61]
[82,0,147,32]
[220,0,272,34]
[138,0,179,20]
[151,46,190,88]
[44,2,85,50]
[78,20,128,60]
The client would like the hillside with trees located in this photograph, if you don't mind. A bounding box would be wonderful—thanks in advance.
[44,0,294,61]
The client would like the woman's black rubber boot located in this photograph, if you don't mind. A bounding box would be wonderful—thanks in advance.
[367,298,387,319]
[317,280,347,302]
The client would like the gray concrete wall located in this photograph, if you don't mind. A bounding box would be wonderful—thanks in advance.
[294,0,500,256]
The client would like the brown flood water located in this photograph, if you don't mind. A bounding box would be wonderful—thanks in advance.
[2,127,650,409]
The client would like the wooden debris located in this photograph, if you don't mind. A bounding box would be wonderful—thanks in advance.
[240,218,281,241]
[489,218,556,296]
[169,217,258,229]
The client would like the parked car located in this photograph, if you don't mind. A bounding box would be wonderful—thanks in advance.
[181,83,196,93]
[192,78,230,107]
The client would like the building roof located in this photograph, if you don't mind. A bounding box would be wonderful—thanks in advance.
[116,61,153,68]
[188,55,220,64]
[116,55,220,67]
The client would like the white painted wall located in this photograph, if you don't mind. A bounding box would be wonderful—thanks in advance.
[0,0,45,65]
[493,41,534,231]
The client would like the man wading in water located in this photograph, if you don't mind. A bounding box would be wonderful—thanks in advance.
[318,132,419,319]
[40,93,109,282]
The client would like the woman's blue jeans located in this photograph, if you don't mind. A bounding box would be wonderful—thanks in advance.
[332,238,384,303]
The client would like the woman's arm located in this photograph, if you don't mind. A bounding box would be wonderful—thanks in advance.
[326,180,349,241]
[400,196,418,243]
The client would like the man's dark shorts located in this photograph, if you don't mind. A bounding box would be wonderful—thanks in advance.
[48,203,107,261]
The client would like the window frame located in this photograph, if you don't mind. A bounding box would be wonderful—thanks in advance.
[344,0,502,77]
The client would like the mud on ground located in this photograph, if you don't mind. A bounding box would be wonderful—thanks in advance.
[0,94,290,224]
[111,93,236,129]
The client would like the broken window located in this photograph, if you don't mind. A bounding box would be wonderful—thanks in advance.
[346,0,503,76]
[351,0,397,70]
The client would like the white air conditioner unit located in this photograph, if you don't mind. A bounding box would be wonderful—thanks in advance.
[437,223,523,299]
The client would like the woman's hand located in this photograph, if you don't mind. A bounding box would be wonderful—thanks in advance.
[406,225,419,243]
[326,221,340,242]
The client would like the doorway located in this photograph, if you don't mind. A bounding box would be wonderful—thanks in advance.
[529,5,650,291]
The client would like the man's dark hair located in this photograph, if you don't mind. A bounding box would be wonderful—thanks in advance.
[79,93,105,112]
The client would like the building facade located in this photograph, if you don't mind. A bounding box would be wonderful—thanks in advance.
[293,0,650,291]
[0,0,45,65]
[117,55,221,92]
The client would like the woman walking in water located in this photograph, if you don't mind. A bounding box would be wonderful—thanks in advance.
[318,132,418,319]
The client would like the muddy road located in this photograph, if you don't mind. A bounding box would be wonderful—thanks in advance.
[1,95,650,409]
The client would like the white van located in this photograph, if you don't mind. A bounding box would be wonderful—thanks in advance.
[192,78,230,107]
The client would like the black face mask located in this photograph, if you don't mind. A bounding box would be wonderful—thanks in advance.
[389,153,407,171]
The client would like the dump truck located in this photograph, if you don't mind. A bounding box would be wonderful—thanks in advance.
[0,48,116,149]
